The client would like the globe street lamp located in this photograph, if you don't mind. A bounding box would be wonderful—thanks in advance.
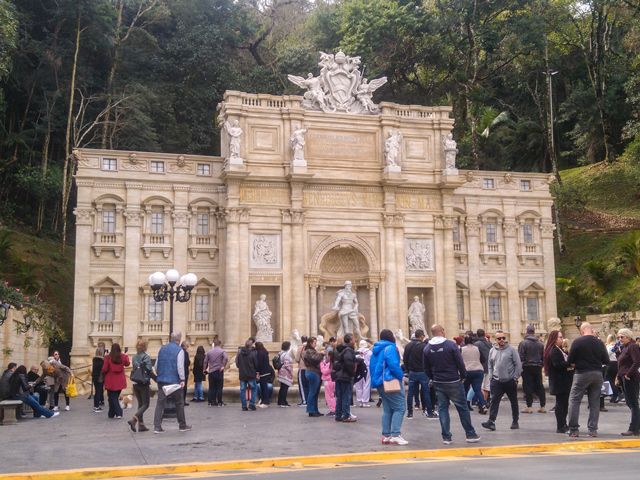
[148,269,198,339]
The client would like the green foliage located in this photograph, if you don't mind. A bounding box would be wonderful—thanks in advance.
[618,230,640,276]
[0,0,17,80]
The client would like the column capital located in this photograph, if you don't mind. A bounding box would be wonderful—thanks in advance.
[226,207,250,224]
[74,208,94,225]
[540,222,555,238]
[382,213,404,228]
[282,208,304,225]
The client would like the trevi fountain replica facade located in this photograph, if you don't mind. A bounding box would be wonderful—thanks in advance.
[71,52,557,365]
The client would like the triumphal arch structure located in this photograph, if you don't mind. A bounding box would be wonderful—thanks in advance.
[71,52,557,361]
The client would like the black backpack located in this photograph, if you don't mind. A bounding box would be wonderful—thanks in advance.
[354,357,368,383]
[272,352,283,371]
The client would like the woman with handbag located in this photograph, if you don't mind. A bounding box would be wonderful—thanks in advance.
[92,345,106,412]
[101,343,130,419]
[128,339,155,432]
[543,330,574,433]
[369,329,408,445]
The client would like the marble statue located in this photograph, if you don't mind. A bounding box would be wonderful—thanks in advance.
[395,328,411,356]
[384,131,402,166]
[442,132,458,171]
[408,296,426,337]
[290,128,307,164]
[332,280,362,338]
[290,328,302,358]
[253,294,273,343]
[547,317,562,332]
[222,120,243,160]
[288,51,387,115]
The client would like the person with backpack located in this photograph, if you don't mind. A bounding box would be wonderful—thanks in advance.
[275,341,293,407]
[332,333,357,422]
[355,340,372,408]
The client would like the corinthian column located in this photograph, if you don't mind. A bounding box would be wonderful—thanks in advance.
[224,208,241,347]
[290,209,306,334]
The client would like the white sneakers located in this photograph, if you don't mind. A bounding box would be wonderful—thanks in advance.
[50,412,60,418]
[52,406,59,412]
[65,405,70,411]
[387,436,409,446]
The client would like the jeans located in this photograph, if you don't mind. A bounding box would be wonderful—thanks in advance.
[93,381,104,409]
[208,371,224,405]
[463,370,486,408]
[154,382,187,429]
[554,392,569,430]
[488,378,519,423]
[278,383,290,405]
[193,382,204,400]
[522,365,546,408]
[433,381,477,440]
[379,383,406,437]
[240,379,257,409]
[298,369,308,403]
[107,389,123,418]
[407,371,434,414]
[622,377,640,433]
[133,383,150,423]
[568,370,603,433]
[335,380,353,420]
[305,371,321,414]
[258,378,273,405]
[17,393,53,418]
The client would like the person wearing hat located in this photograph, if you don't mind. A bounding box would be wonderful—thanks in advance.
[355,340,372,407]
[518,325,546,414]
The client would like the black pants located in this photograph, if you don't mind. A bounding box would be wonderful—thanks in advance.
[93,381,104,408]
[278,383,290,405]
[133,383,150,423]
[259,377,272,404]
[522,365,546,408]
[107,389,122,418]
[489,378,519,423]
[298,369,308,403]
[606,361,619,400]
[208,371,224,405]
[623,377,640,433]
[554,392,569,430]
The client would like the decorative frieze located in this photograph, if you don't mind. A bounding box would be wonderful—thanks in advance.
[405,238,434,271]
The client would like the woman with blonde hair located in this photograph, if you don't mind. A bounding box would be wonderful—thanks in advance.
[128,339,154,432]
[616,328,640,436]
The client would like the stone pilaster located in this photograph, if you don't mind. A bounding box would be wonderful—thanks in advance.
[123,182,143,347]
[290,209,306,334]
[436,215,458,334]
[541,220,557,327]
[465,217,482,331]
[309,282,318,336]
[224,207,242,347]
[383,213,399,332]
[368,283,379,339]
[281,209,293,340]
[503,218,521,338]
[71,205,94,357]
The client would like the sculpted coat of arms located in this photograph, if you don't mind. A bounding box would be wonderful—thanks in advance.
[288,51,387,114]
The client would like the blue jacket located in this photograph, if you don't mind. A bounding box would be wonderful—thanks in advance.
[156,342,183,385]
[369,340,404,389]
[423,337,466,383]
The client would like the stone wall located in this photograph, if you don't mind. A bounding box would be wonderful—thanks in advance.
[0,308,49,370]
[561,311,639,342]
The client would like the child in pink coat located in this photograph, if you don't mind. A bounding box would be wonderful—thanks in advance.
[320,353,336,415]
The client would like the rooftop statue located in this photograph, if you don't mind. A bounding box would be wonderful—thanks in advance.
[288,51,387,115]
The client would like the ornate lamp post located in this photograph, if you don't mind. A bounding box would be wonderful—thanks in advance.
[0,302,10,326]
[574,315,582,329]
[148,269,198,339]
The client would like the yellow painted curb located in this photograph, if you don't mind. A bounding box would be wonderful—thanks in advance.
[3,439,640,480]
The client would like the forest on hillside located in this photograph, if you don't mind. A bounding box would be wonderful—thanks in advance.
[1,0,640,241]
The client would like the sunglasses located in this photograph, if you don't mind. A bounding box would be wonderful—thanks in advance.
[496,337,506,340]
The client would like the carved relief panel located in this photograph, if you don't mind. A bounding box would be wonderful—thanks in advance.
[405,238,434,271]
[249,233,281,269]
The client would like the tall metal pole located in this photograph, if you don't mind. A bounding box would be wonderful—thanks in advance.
[169,283,175,339]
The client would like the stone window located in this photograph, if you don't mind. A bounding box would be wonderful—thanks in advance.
[150,160,165,173]
[488,295,501,322]
[485,220,497,244]
[196,212,209,235]
[90,277,122,341]
[102,209,116,233]
[482,282,506,331]
[520,179,531,191]
[101,157,117,171]
[197,163,211,176]
[482,178,495,189]
[142,197,173,258]
[98,294,114,322]
[148,296,164,322]
[516,213,542,265]
[522,222,534,244]
[457,291,465,330]
[452,222,460,243]
[195,294,209,322]
[92,196,124,258]
[526,297,539,323]
[520,282,545,332]
[150,210,164,234]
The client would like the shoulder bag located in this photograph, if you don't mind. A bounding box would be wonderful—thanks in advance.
[382,347,401,393]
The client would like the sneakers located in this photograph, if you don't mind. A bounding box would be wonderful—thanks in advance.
[425,412,439,419]
[65,405,70,411]
[538,407,546,413]
[381,436,391,444]
[242,407,249,411]
[342,416,357,423]
[406,412,414,419]
[521,407,533,414]
[481,421,496,431]
[179,425,193,432]
[477,406,488,415]
[360,402,371,408]
[93,407,103,412]
[53,406,59,412]
[442,438,453,445]
[621,431,640,436]
[588,431,598,438]
[387,436,409,446]
[568,431,579,438]
[510,422,519,430]
[248,405,256,411]
[257,404,269,408]
[153,427,164,434]
[349,413,357,420]
[466,434,481,443]
[50,412,60,418]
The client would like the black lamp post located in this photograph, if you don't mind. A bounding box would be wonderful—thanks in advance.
[148,269,198,339]
[0,302,10,326]
[574,315,582,329]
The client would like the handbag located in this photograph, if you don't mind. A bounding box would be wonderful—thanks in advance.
[130,364,150,385]
[66,375,78,398]
[382,353,401,393]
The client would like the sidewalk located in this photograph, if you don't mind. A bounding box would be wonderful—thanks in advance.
[0,394,635,476]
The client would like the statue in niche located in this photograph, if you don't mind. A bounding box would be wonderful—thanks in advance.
[332,281,362,338]
[290,128,307,164]
[252,235,277,265]
[384,131,402,167]
[408,296,426,337]
[222,120,243,160]
[253,294,273,343]
[442,132,458,170]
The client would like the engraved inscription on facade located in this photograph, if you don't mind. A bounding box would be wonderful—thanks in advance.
[240,186,290,205]
[396,193,439,211]
[405,238,434,271]
[249,233,281,269]
[305,130,376,160]
[303,190,383,208]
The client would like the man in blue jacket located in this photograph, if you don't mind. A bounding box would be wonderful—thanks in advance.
[423,324,480,445]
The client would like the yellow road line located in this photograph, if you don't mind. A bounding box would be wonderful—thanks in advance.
[3,439,640,480]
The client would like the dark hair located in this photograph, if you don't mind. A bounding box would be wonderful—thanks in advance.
[9,365,27,389]
[414,329,425,338]
[543,330,561,376]
[281,341,291,351]
[110,343,123,364]
[306,337,317,349]
[195,345,206,362]
[7,362,16,370]
[254,342,267,353]
[343,333,354,345]
[464,335,474,345]
[13,365,27,376]
[329,337,336,343]
[380,329,395,343]
[301,335,308,344]
[476,329,485,338]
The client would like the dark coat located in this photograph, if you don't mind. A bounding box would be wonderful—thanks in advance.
[548,346,574,396]
[236,346,257,381]
[332,344,356,382]
[92,357,104,382]
[256,349,275,381]
[474,338,492,373]
[617,342,640,381]
[192,354,205,382]
[518,335,544,367]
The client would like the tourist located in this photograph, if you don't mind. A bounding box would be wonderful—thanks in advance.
[615,328,640,436]
[41,360,56,409]
[101,343,130,419]
[276,341,293,407]
[474,329,492,401]
[332,334,357,422]
[355,340,372,408]
[482,330,522,431]
[461,335,487,414]
[50,351,71,411]
[370,329,408,445]
[295,335,309,406]
[128,339,154,432]
[320,349,336,415]
[0,363,17,401]
[236,338,258,411]
[605,334,621,403]
[181,341,190,405]
[518,325,546,414]
[204,339,228,407]
[423,324,480,445]
[403,329,436,418]
[8,366,58,419]
[191,346,206,402]
[91,345,106,412]
[26,365,48,407]
[543,330,574,433]
[153,331,191,433]
[255,341,274,407]
[303,336,324,417]
[567,322,609,438]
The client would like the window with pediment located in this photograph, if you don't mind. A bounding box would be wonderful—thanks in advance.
[478,211,505,264]
[186,278,218,343]
[516,212,542,265]
[188,201,218,259]
[520,282,545,333]
[456,281,469,331]
[481,282,507,332]
[92,195,124,258]
[141,197,173,258]
[90,277,123,341]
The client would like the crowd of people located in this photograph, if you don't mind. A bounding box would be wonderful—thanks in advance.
[2,322,639,445]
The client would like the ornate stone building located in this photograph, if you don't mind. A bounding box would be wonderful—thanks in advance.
[71,53,556,362]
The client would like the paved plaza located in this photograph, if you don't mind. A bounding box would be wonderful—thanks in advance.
[0,392,637,477]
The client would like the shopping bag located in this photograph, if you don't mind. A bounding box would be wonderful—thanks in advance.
[66,375,78,397]
[601,381,613,396]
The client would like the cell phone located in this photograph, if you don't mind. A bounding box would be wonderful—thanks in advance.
[124,347,129,353]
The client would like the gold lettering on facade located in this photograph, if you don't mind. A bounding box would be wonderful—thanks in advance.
[303,191,383,208]
[396,193,438,210]
[306,131,376,160]
[240,187,289,205]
